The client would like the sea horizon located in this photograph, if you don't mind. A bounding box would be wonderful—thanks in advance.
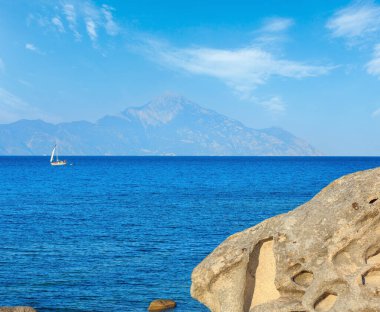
[2,155,380,158]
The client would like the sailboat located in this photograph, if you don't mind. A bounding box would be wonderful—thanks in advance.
[50,144,67,166]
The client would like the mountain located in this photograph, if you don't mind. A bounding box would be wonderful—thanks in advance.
[0,95,322,156]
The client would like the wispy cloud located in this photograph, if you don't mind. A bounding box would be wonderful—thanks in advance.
[82,2,119,42]
[52,16,65,33]
[326,1,380,44]
[102,4,119,36]
[85,18,97,42]
[83,2,100,43]
[139,38,333,101]
[63,3,81,40]
[59,1,119,44]
[372,107,380,117]
[260,96,286,113]
[27,13,50,28]
[327,2,380,79]
[261,17,294,33]
[25,43,44,54]
[18,79,33,87]
[0,58,4,73]
[254,17,294,46]
[63,3,76,24]
[0,88,46,123]
[366,43,380,77]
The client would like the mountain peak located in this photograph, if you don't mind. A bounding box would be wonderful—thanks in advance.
[123,94,201,126]
[145,94,200,110]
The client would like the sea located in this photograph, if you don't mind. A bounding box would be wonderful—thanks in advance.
[0,156,380,312]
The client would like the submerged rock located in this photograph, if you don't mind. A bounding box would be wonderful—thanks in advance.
[0,308,37,312]
[148,299,176,311]
[191,167,380,311]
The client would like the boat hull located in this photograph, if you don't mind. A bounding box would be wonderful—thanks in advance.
[51,160,67,166]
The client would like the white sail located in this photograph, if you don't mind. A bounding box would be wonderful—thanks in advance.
[50,144,67,166]
[50,145,56,163]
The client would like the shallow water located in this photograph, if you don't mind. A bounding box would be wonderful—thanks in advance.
[0,156,379,311]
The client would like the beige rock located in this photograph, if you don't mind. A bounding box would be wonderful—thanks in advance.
[148,299,176,311]
[191,167,380,312]
[0,308,37,312]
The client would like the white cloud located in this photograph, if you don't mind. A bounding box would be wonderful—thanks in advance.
[63,3,75,23]
[18,79,32,87]
[81,3,119,42]
[25,43,37,51]
[102,5,119,36]
[140,39,333,99]
[261,18,294,33]
[52,16,65,32]
[85,18,97,41]
[254,17,294,46]
[372,107,380,117]
[63,2,119,43]
[0,88,44,123]
[25,43,45,55]
[366,43,380,77]
[29,2,120,46]
[25,43,44,55]
[83,2,100,43]
[63,3,81,40]
[0,58,4,73]
[260,96,286,113]
[326,1,380,42]
[27,13,50,28]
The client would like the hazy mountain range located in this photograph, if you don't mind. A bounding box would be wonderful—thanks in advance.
[0,95,321,156]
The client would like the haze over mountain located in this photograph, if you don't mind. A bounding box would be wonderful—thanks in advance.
[0,95,321,156]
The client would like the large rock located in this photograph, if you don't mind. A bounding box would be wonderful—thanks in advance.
[191,167,380,312]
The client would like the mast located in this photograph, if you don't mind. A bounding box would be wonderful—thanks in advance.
[50,145,56,163]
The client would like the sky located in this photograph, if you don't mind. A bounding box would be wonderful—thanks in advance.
[0,0,380,155]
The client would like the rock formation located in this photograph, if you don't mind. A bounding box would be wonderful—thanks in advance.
[191,167,380,312]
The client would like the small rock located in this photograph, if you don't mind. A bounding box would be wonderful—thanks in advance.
[0,307,37,312]
[148,299,176,311]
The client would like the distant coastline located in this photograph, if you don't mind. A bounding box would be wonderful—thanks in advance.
[0,95,321,157]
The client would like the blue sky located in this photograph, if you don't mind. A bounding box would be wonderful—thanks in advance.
[0,0,380,155]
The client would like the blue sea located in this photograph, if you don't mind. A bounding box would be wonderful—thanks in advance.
[1,156,380,311]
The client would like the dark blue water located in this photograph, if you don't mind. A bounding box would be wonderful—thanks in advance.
[0,157,380,311]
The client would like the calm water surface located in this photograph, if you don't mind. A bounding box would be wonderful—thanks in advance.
[1,156,380,311]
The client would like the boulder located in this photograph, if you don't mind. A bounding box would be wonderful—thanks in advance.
[191,167,380,311]
[0,308,37,312]
[148,299,176,311]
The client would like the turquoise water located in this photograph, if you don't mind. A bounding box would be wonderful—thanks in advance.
[0,156,380,311]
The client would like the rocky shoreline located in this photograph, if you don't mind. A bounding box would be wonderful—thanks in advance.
[191,167,380,311]
[1,299,177,312]
[0,308,36,312]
